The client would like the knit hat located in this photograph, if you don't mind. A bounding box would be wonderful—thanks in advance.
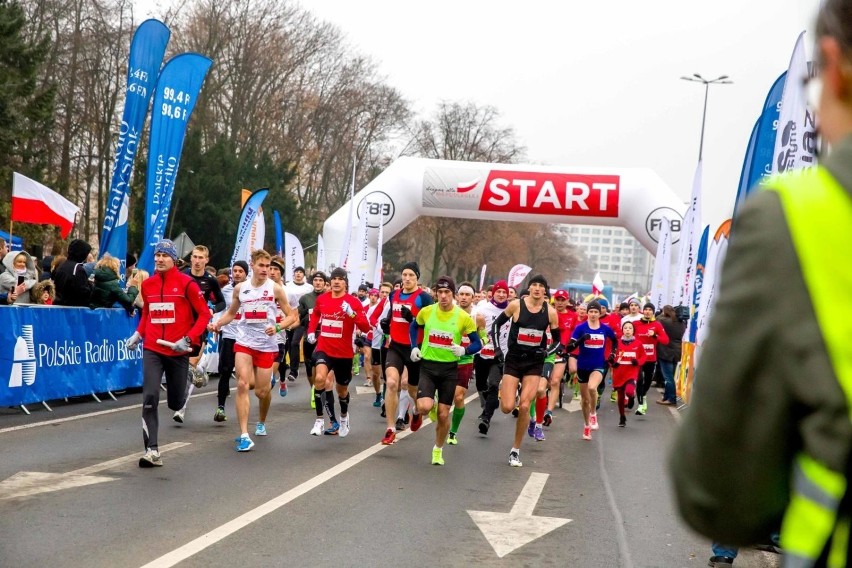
[597,297,610,311]
[401,261,420,279]
[312,271,328,282]
[330,267,348,281]
[528,274,548,290]
[628,298,640,306]
[587,300,602,312]
[154,239,178,261]
[232,260,249,274]
[434,275,456,293]
[492,280,509,295]
[270,258,285,273]
[358,283,370,292]
[294,266,306,275]
[643,302,656,311]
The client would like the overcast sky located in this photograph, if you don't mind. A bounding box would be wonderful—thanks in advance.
[138,0,821,233]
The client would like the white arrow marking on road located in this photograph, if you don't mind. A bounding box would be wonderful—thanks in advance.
[354,386,377,396]
[563,398,582,413]
[0,442,190,500]
[468,472,571,558]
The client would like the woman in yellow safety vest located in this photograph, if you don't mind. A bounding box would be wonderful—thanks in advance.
[671,1,852,567]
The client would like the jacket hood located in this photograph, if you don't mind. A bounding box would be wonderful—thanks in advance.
[67,239,92,262]
[31,279,56,301]
[3,250,35,274]
[94,266,119,283]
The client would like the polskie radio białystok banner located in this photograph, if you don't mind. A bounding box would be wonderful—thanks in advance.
[99,19,170,277]
[138,52,212,273]
[1,307,142,406]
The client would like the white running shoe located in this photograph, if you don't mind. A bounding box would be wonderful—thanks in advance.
[173,408,186,423]
[590,413,599,431]
[310,418,324,436]
[339,415,350,438]
[508,450,523,467]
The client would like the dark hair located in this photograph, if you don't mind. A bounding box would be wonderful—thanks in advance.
[816,0,852,56]
[661,305,677,320]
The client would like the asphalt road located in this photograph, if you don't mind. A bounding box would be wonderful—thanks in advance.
[1,373,780,568]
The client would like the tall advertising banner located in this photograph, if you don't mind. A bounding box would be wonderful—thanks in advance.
[338,161,357,269]
[283,232,304,283]
[673,162,703,307]
[138,53,212,273]
[649,217,672,312]
[677,225,709,405]
[774,32,818,174]
[99,19,170,278]
[687,226,710,343]
[241,189,265,255]
[507,264,532,289]
[316,235,326,274]
[273,210,284,257]
[695,222,731,360]
[230,189,269,269]
[479,264,487,291]
[349,201,369,292]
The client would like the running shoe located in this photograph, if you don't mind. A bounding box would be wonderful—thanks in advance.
[381,428,396,445]
[610,390,618,403]
[431,447,445,466]
[173,408,185,423]
[478,417,490,435]
[410,413,423,432]
[590,413,599,431]
[352,363,360,375]
[656,399,677,406]
[138,448,163,468]
[194,368,209,388]
[339,415,350,438]
[534,425,545,442]
[395,418,406,431]
[279,381,288,397]
[447,432,458,445]
[235,435,254,452]
[636,401,647,416]
[543,410,553,427]
[324,421,340,435]
[708,556,734,567]
[428,403,438,423]
[619,415,627,427]
[310,386,316,408]
[213,407,227,422]
[511,406,519,418]
[373,394,383,408]
[582,426,592,440]
[310,418,324,436]
[508,450,522,467]
[287,373,296,382]
[627,396,635,410]
[527,419,536,438]
[270,374,277,388]
[255,422,267,436]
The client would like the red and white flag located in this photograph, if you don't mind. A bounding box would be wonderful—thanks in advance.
[12,173,80,238]
[592,272,605,296]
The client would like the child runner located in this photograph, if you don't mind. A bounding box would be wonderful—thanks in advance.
[611,320,646,427]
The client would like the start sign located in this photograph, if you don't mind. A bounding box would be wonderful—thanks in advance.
[478,171,619,217]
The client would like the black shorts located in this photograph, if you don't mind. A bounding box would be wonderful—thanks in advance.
[275,342,287,364]
[218,336,236,374]
[384,341,421,386]
[312,351,353,386]
[417,360,457,406]
[542,361,554,380]
[503,351,544,380]
[577,368,605,384]
[371,348,381,366]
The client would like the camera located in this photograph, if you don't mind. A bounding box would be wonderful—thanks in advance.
[675,305,690,323]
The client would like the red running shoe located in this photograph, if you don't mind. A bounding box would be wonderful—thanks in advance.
[410,413,423,432]
[381,429,396,445]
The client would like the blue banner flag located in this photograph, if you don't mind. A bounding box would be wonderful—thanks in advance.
[733,120,759,218]
[99,20,170,278]
[274,210,284,257]
[138,53,213,273]
[230,189,269,270]
[688,226,710,343]
[0,307,142,406]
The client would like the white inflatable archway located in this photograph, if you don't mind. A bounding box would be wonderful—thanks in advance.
[322,157,684,280]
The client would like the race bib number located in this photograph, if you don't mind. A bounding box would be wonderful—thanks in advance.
[427,329,454,350]
[149,302,176,324]
[320,318,343,339]
[244,308,268,326]
[643,343,656,356]
[517,327,544,347]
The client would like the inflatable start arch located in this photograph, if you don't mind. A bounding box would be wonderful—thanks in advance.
[322,157,684,280]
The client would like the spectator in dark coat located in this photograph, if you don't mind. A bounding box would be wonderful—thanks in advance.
[657,305,686,404]
[53,239,94,307]
[40,255,53,281]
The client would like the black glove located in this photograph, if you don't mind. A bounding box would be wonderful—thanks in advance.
[611,361,620,368]
[631,359,639,366]
[607,352,616,367]
[379,318,390,333]
[565,339,579,352]
[400,305,414,323]
[581,333,591,342]
[495,349,505,365]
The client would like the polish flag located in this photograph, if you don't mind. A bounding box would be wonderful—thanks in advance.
[592,272,605,296]
[12,173,80,238]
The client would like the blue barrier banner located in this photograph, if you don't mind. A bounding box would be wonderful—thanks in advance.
[99,19,170,278]
[1,307,143,406]
[138,52,213,273]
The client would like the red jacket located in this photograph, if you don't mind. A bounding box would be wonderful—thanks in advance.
[632,317,670,362]
[611,337,647,388]
[136,266,212,357]
[308,292,371,359]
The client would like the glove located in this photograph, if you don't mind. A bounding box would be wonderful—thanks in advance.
[631,359,639,366]
[611,361,620,368]
[156,337,192,353]
[495,349,505,365]
[125,331,142,349]
[400,305,414,323]
[410,347,422,362]
[450,344,466,357]
[342,302,356,318]
[607,352,616,367]
[379,318,390,333]
[580,333,591,342]
[307,332,317,344]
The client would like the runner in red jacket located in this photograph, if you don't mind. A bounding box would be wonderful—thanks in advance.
[611,321,647,427]
[631,302,670,415]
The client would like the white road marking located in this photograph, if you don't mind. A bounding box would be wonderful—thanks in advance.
[597,422,636,568]
[468,472,571,558]
[0,442,190,500]
[0,390,228,435]
[138,391,480,568]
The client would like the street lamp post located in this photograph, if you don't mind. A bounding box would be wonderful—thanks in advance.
[680,73,733,161]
